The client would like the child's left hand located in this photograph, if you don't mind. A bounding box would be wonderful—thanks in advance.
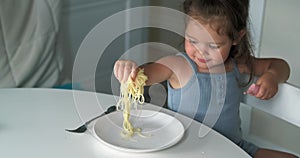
[246,73,279,100]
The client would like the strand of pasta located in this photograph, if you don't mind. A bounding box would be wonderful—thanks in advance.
[117,69,148,138]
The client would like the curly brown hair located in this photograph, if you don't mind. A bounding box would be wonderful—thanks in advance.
[183,0,254,86]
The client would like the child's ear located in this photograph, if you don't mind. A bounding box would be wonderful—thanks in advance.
[233,29,246,45]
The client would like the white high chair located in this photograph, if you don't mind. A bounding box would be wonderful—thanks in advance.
[240,83,300,156]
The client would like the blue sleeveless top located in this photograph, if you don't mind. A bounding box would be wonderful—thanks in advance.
[167,53,258,156]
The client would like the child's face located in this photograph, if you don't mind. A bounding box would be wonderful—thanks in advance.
[185,19,234,71]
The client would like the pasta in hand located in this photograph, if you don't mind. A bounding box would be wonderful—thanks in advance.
[116,69,148,138]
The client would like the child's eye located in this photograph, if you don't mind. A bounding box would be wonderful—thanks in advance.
[188,39,198,44]
[208,44,220,49]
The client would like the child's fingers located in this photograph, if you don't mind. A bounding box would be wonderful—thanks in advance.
[131,67,139,80]
[255,85,266,98]
[255,86,273,100]
[262,88,277,100]
[123,66,133,83]
[113,60,137,83]
[256,90,265,99]
[113,60,122,81]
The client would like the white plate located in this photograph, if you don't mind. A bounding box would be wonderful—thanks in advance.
[93,109,184,153]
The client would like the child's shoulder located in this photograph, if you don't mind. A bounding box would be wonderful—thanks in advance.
[157,55,193,88]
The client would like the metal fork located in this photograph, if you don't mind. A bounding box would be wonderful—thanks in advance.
[65,105,117,133]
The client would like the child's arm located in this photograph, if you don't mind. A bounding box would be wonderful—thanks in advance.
[113,56,178,85]
[139,61,173,85]
[245,57,290,100]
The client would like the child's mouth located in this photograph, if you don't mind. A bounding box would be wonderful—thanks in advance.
[198,58,208,63]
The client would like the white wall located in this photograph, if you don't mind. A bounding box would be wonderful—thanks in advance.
[59,0,127,81]
[249,0,265,56]
[59,0,148,93]
[259,0,300,87]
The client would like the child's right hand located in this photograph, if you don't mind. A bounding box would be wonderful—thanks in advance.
[113,60,139,83]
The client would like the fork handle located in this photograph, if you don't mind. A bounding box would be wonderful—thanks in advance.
[85,105,116,125]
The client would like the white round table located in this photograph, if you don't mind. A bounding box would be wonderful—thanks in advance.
[0,88,251,158]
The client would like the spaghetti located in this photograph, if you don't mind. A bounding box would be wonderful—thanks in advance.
[117,69,148,138]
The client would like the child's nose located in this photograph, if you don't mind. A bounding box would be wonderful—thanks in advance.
[195,45,209,56]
